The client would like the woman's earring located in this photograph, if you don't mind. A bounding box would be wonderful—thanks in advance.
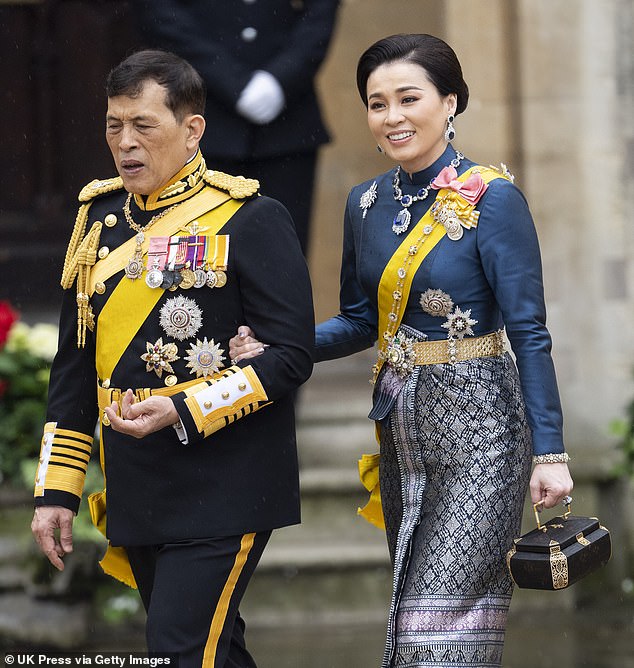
[376,145,384,153]
[444,114,455,142]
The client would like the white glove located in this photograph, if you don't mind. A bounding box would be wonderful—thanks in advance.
[236,70,285,125]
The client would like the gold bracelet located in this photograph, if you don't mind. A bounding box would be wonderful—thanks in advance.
[532,452,570,465]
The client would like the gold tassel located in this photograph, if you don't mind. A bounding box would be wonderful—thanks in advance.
[73,222,102,348]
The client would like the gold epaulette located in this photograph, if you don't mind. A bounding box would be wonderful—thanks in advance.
[78,176,124,203]
[203,170,259,199]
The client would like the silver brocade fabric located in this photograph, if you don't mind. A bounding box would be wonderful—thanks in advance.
[378,352,532,667]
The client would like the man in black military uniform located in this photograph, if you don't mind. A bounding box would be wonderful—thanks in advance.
[131,0,340,255]
[31,49,314,667]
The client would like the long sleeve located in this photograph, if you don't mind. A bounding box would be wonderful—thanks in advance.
[34,286,98,513]
[476,180,564,455]
[171,196,314,443]
[315,192,378,362]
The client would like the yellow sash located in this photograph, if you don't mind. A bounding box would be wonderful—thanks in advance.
[358,166,510,530]
[89,195,245,588]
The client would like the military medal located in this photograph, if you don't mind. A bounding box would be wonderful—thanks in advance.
[146,265,164,289]
[185,337,226,378]
[193,268,207,288]
[206,269,218,288]
[214,270,227,288]
[140,337,180,378]
[159,295,203,341]
[180,266,196,289]
[123,193,181,281]
[125,232,145,280]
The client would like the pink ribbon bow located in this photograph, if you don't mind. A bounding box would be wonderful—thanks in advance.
[431,166,488,204]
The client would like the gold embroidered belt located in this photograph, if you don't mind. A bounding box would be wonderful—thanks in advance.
[97,377,203,425]
[386,330,505,374]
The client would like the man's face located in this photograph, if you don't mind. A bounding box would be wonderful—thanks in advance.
[106,80,197,195]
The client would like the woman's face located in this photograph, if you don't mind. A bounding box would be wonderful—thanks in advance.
[366,60,457,175]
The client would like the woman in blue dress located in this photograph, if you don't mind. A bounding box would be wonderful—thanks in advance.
[231,33,573,667]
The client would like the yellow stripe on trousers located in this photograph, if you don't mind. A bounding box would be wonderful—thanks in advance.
[202,533,256,668]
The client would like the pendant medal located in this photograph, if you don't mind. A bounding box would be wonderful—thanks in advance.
[193,269,207,288]
[180,268,196,290]
[214,270,227,288]
[146,268,164,289]
[125,257,144,280]
[206,270,218,288]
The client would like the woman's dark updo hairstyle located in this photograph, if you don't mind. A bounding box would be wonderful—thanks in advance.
[356,33,469,115]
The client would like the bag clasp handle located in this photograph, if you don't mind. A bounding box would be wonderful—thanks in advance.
[533,496,573,531]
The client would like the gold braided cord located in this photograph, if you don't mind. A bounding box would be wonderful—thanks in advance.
[203,170,259,199]
[78,176,123,203]
[61,203,91,289]
[75,222,102,347]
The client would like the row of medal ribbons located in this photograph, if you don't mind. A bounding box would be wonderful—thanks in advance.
[143,234,229,291]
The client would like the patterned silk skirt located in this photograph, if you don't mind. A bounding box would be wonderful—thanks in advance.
[377,352,532,667]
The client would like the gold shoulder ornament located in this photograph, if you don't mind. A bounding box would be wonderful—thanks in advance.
[62,177,125,347]
[203,170,259,199]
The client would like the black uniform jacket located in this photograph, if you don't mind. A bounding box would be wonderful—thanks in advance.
[34,153,314,546]
[132,0,340,160]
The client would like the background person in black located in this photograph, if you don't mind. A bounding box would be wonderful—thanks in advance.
[131,0,341,256]
[30,49,314,667]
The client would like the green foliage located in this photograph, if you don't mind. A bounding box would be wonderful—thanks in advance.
[610,368,634,479]
[0,321,58,484]
[611,388,634,479]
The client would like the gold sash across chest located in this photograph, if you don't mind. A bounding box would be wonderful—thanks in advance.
[374,165,507,379]
[359,165,510,531]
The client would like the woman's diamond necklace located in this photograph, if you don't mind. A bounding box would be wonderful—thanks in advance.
[391,150,463,235]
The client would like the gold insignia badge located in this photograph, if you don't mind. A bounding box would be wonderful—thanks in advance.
[141,338,180,378]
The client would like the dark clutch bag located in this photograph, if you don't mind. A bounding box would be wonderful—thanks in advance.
[506,500,611,590]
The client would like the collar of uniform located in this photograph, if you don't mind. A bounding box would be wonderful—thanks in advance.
[133,150,207,211]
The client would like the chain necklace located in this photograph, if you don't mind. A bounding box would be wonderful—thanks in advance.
[391,150,463,235]
[123,193,180,280]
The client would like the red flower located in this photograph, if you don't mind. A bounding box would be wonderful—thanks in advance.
[0,300,19,348]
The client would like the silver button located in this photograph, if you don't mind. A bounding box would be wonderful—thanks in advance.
[241,27,258,42]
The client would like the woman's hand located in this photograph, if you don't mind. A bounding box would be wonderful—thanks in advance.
[229,325,266,364]
[529,462,573,509]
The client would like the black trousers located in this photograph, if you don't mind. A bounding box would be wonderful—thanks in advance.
[208,151,317,256]
[125,532,271,668]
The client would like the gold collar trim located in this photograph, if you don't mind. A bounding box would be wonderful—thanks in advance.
[134,151,207,211]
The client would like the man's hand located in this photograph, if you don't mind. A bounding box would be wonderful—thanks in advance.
[529,462,574,509]
[31,506,75,571]
[105,390,180,439]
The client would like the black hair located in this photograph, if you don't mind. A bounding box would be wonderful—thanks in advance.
[356,34,469,115]
[106,49,206,121]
